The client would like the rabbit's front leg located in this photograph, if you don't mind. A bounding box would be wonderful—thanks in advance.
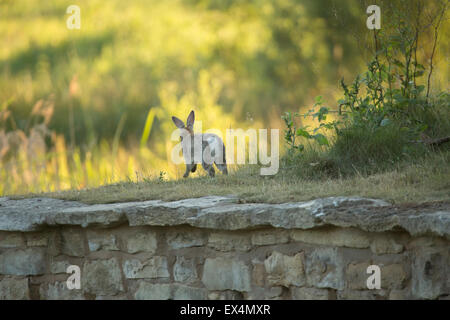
[183,164,195,178]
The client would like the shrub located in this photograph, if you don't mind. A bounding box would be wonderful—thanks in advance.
[282,1,449,178]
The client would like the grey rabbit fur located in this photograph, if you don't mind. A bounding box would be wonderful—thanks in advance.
[172,110,228,178]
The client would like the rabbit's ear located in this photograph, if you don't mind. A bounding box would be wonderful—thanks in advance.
[172,116,185,129]
[186,110,195,129]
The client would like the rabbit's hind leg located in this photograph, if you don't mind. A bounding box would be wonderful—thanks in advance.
[214,144,227,175]
[183,164,195,178]
[202,162,215,177]
[215,163,228,175]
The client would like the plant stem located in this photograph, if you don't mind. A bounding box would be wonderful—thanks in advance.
[426,1,447,103]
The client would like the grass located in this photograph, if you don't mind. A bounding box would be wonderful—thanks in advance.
[16,150,449,205]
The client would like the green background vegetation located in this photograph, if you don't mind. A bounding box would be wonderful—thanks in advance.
[0,0,448,199]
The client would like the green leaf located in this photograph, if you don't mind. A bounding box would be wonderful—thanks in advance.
[417,124,428,132]
[416,85,425,93]
[393,59,405,68]
[296,128,311,139]
[313,133,329,146]
[314,95,323,105]
[317,106,329,122]
[414,63,425,70]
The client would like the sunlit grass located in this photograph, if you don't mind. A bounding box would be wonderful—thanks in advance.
[0,136,155,195]
[21,150,449,205]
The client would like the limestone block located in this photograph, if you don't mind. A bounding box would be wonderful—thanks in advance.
[167,231,205,249]
[305,248,345,290]
[0,233,24,248]
[370,237,403,254]
[61,229,85,257]
[251,230,289,246]
[0,248,46,276]
[412,246,449,299]
[264,251,306,287]
[87,231,119,252]
[124,231,157,254]
[208,232,251,252]
[123,256,169,279]
[202,257,251,292]
[40,281,84,300]
[291,228,370,249]
[292,287,331,300]
[82,258,123,296]
[0,277,29,300]
[174,256,198,283]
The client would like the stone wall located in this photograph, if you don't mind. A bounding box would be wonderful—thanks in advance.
[0,196,448,300]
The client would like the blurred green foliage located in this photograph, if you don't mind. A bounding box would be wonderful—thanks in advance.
[0,0,371,145]
[0,0,448,194]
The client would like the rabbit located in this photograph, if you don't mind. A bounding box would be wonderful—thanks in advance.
[172,110,228,178]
